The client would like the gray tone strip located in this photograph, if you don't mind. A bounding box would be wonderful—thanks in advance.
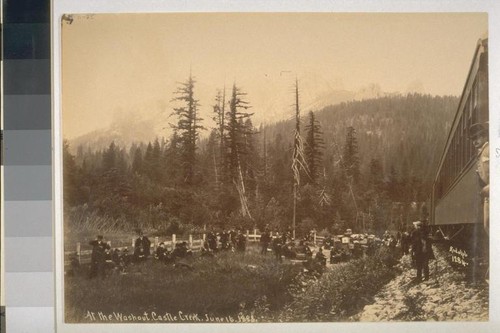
[5,237,53,272]
[3,95,51,130]
[5,273,54,307]
[4,165,52,200]
[6,307,54,333]
[3,59,50,95]
[3,130,51,166]
[4,201,52,237]
[3,23,50,59]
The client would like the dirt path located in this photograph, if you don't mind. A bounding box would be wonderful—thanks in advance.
[354,249,488,321]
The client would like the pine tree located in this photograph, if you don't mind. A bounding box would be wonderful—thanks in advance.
[143,142,154,179]
[151,138,162,182]
[368,158,384,193]
[343,126,361,184]
[224,83,253,183]
[241,118,258,198]
[212,88,226,183]
[102,141,118,171]
[387,165,400,201]
[132,147,143,175]
[304,111,325,184]
[63,140,82,206]
[170,73,204,185]
[223,83,254,218]
[164,132,182,185]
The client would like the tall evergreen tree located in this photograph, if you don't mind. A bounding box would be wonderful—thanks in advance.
[212,88,226,183]
[151,138,162,181]
[143,142,154,179]
[224,83,253,183]
[368,158,384,193]
[343,126,361,184]
[304,111,325,184]
[387,165,400,201]
[170,73,204,185]
[102,141,118,171]
[131,147,143,175]
[164,132,182,185]
[63,140,82,206]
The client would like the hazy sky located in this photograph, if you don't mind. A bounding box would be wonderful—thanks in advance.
[62,13,487,139]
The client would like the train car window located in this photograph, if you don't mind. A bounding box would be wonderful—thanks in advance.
[459,116,464,171]
[466,108,471,162]
[471,97,478,125]
[462,114,467,170]
[467,96,474,162]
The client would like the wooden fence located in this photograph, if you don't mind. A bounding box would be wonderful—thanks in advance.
[64,230,323,266]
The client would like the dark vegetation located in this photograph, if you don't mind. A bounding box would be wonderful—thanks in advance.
[66,245,400,323]
[66,249,301,322]
[270,247,399,322]
[64,89,458,242]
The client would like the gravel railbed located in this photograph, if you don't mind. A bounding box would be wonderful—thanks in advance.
[354,247,488,322]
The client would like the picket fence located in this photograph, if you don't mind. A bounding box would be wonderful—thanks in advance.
[64,230,323,266]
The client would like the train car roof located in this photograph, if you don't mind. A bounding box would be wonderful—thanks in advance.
[434,37,488,184]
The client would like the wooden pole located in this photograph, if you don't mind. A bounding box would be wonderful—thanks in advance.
[293,184,297,240]
[189,234,193,247]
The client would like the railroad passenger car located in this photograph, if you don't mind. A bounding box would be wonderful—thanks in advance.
[430,38,488,268]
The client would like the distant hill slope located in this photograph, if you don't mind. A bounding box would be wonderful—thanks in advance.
[262,93,459,183]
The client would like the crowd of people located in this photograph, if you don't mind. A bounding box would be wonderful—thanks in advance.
[203,228,248,255]
[74,220,436,282]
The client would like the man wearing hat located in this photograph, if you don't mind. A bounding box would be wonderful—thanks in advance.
[470,122,489,234]
[410,221,433,282]
[89,235,110,279]
[134,231,151,262]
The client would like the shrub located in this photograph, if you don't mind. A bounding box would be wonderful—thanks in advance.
[275,253,398,322]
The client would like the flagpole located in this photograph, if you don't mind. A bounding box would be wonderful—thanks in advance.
[293,78,300,240]
[293,183,297,240]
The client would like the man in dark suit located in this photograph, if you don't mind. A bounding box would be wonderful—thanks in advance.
[89,235,110,279]
[134,232,151,262]
[411,221,434,282]
[260,229,271,255]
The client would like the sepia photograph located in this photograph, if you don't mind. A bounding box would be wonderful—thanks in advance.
[60,12,489,324]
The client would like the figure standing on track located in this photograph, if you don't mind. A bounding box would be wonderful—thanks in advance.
[89,235,110,279]
[470,123,489,234]
[410,221,434,282]
[134,231,151,262]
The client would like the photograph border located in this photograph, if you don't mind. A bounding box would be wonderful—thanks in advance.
[53,1,500,332]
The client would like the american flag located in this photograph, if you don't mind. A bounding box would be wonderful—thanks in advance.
[292,128,309,186]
